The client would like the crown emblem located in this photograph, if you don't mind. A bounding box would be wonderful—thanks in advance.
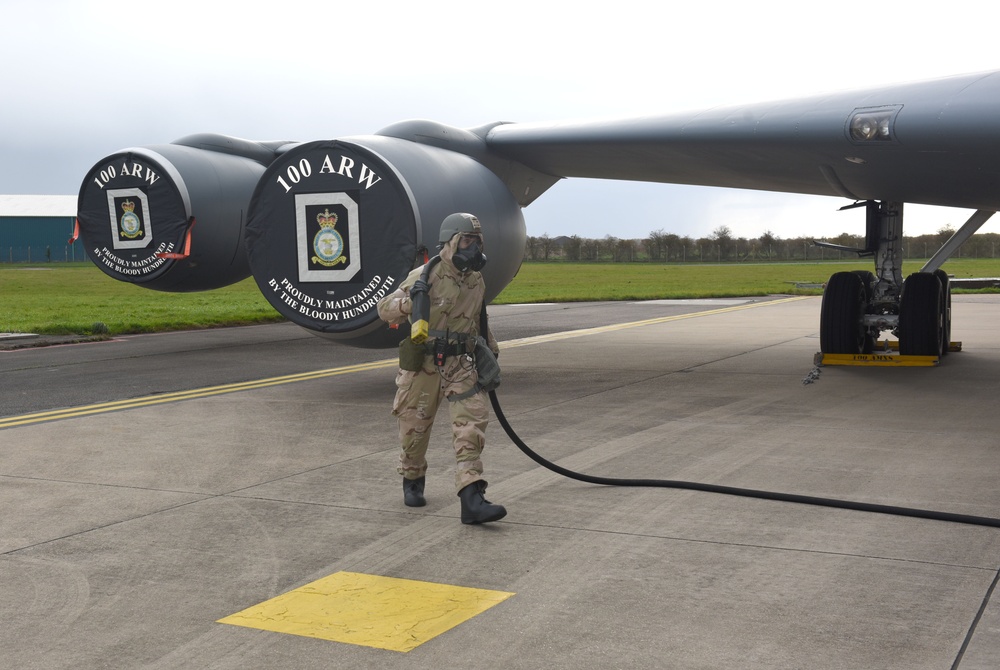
[121,199,136,213]
[317,208,338,228]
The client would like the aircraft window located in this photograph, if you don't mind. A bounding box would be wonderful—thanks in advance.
[847,106,900,143]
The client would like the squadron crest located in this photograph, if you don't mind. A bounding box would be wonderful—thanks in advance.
[119,199,143,239]
[311,208,347,267]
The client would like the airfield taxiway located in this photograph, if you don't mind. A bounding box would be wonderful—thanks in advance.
[4,295,1000,669]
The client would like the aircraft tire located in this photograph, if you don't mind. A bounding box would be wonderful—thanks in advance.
[851,270,878,352]
[933,269,952,356]
[899,272,945,357]
[820,271,870,354]
[850,270,876,298]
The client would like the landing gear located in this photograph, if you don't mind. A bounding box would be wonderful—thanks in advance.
[818,201,900,356]
[816,200,959,360]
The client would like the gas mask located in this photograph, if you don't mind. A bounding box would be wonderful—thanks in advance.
[452,234,487,272]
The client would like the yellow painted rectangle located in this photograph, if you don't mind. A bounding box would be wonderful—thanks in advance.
[218,571,515,652]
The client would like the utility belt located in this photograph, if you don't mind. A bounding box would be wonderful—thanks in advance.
[398,330,472,371]
[425,330,473,359]
[397,334,500,403]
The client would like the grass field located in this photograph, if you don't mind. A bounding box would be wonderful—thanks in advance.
[3,259,1000,335]
[0,264,280,335]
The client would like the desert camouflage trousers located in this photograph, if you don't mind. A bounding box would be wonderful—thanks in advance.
[392,354,488,492]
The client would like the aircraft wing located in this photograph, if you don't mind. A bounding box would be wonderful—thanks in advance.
[75,70,1000,352]
[486,70,1000,211]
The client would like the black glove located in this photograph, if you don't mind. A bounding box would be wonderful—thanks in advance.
[411,279,430,296]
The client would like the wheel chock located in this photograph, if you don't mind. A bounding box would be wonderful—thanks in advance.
[813,341,961,367]
[814,352,939,367]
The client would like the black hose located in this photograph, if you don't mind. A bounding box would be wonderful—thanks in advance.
[489,390,1000,529]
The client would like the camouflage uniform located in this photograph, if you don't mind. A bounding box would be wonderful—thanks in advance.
[377,235,499,493]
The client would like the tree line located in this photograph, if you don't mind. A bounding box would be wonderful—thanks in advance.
[525,226,1000,262]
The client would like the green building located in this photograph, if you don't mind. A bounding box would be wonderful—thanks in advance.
[0,195,86,263]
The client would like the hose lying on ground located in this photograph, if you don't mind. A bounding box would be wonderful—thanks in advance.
[489,390,1000,529]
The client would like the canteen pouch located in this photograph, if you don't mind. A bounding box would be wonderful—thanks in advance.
[399,337,427,371]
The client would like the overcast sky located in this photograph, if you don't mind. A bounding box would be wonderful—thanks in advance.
[2,0,998,241]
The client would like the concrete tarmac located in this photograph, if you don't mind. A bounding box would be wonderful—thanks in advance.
[4,295,1000,669]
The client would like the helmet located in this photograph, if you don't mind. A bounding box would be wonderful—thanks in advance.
[439,213,486,272]
[439,213,482,244]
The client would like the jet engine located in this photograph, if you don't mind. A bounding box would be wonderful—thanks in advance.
[76,127,532,348]
[76,134,291,292]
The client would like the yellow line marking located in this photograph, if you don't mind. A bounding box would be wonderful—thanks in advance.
[500,296,810,348]
[0,360,397,429]
[218,571,514,652]
[1,297,810,429]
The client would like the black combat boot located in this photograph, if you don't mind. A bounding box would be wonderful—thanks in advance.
[458,481,506,524]
[403,476,426,507]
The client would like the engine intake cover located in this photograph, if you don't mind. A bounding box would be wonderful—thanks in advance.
[246,139,417,347]
[77,145,265,291]
[246,136,525,347]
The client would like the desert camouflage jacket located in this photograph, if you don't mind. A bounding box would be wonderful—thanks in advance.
[377,236,499,354]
